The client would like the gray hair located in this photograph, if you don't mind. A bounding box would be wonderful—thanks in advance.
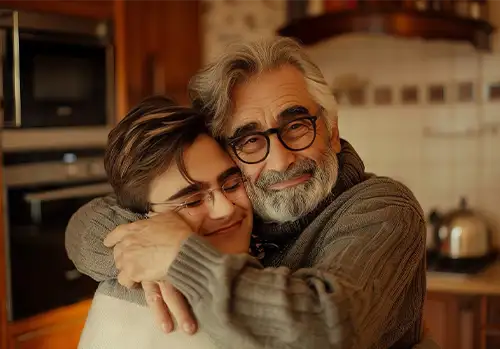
[188,37,338,138]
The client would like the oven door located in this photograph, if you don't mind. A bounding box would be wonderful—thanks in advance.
[6,181,112,320]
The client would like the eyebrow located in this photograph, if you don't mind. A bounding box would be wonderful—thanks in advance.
[229,122,260,140]
[165,166,241,202]
[229,105,311,140]
[277,105,310,122]
[217,166,242,184]
[167,183,202,201]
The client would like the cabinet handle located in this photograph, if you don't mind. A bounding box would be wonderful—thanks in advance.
[153,56,165,95]
[142,53,154,97]
[12,11,21,127]
[143,53,165,97]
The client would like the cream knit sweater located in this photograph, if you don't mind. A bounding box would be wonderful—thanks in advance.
[79,291,218,349]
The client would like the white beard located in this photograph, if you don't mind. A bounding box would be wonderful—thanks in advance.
[245,148,339,223]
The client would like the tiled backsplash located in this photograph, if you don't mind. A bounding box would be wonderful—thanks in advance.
[202,0,500,241]
[307,36,500,230]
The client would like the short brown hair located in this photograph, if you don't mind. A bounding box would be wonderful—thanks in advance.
[104,96,208,214]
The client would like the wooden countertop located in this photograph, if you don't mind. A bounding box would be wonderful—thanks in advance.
[427,261,500,295]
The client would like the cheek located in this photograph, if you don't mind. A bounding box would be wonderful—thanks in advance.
[299,128,329,163]
[229,150,264,184]
[300,146,325,164]
[178,212,203,233]
[239,161,264,184]
[237,194,253,214]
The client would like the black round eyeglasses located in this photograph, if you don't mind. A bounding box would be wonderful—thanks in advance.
[227,116,318,164]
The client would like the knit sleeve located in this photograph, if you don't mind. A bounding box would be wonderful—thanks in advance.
[167,184,426,348]
[65,196,143,282]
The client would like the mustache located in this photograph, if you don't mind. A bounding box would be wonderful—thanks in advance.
[254,158,317,189]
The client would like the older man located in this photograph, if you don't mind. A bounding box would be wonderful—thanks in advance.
[66,37,428,348]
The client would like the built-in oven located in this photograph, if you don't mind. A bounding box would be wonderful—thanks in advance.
[0,9,113,150]
[3,147,112,321]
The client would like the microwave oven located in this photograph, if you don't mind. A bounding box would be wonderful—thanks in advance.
[0,10,114,150]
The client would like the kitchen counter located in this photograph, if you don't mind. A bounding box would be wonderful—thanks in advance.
[427,261,500,295]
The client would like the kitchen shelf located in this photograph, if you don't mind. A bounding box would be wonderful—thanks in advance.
[277,9,495,50]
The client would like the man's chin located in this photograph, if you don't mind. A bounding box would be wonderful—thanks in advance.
[252,193,324,223]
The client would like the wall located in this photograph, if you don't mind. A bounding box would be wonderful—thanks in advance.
[202,0,500,240]
[309,37,500,226]
[201,0,286,63]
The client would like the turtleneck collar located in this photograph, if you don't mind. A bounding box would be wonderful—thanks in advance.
[250,139,366,248]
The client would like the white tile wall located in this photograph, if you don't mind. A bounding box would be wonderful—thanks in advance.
[309,36,500,241]
[202,0,500,241]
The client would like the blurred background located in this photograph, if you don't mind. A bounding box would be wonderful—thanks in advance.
[0,1,499,348]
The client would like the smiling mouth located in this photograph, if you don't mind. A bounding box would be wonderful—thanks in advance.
[205,220,243,236]
[268,173,312,190]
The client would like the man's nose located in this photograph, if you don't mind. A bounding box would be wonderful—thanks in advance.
[265,136,296,172]
[206,190,235,220]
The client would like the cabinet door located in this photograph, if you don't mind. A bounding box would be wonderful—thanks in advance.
[0,1,113,19]
[115,0,201,117]
[424,292,480,349]
[485,331,500,349]
[486,297,500,325]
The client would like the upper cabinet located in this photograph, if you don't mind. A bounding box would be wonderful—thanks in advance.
[278,0,496,51]
[0,0,201,120]
[114,0,201,117]
[0,1,114,19]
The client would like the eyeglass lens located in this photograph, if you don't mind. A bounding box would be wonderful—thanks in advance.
[232,117,316,164]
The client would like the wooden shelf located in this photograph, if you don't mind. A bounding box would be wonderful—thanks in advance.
[277,9,495,50]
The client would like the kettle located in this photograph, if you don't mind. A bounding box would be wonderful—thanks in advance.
[432,197,494,259]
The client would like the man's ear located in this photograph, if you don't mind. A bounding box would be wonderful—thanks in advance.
[330,124,341,153]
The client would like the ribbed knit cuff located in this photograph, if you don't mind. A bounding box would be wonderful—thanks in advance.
[167,234,226,304]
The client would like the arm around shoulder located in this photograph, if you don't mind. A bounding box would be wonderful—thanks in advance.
[65,195,143,282]
[167,180,427,348]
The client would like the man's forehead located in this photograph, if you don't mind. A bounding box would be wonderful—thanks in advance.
[227,102,318,137]
[228,67,314,124]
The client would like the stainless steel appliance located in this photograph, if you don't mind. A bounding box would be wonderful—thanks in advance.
[435,197,494,259]
[426,198,497,274]
[0,9,113,150]
[3,147,113,320]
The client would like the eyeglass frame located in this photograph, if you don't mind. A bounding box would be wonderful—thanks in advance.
[147,175,247,215]
[226,115,318,165]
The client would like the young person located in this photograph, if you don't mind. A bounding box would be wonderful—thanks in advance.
[77,96,253,348]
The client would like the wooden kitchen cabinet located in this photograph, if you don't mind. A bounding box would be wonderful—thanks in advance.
[0,1,201,349]
[0,0,202,119]
[7,300,91,349]
[486,296,500,324]
[485,330,500,349]
[0,1,114,19]
[114,0,201,118]
[424,292,481,349]
[483,297,500,349]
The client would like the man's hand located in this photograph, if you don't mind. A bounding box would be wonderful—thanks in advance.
[142,281,197,335]
[103,211,193,285]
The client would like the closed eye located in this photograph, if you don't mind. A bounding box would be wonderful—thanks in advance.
[179,193,204,208]
[223,177,244,192]
[183,200,203,208]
